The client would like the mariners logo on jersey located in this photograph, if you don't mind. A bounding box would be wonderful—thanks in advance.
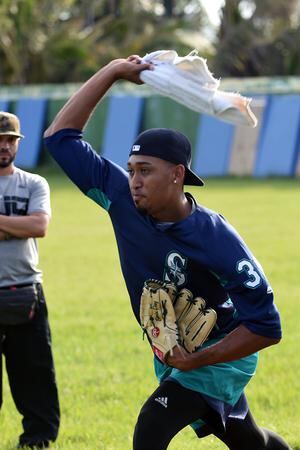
[164,251,187,286]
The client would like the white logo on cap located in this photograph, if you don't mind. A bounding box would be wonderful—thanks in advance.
[132,145,140,152]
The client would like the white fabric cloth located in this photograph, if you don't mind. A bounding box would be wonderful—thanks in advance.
[140,50,257,127]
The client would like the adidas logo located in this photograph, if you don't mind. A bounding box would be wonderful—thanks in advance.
[154,397,168,408]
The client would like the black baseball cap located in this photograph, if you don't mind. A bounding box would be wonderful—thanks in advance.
[129,128,204,186]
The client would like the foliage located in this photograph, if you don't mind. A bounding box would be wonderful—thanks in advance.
[1,0,300,84]
[0,0,208,84]
[213,0,300,76]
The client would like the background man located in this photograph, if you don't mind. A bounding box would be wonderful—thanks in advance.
[0,112,60,449]
[44,57,290,449]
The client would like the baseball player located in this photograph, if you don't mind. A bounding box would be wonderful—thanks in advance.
[44,56,291,449]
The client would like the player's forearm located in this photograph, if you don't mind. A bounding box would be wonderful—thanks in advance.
[167,324,280,371]
[0,214,49,238]
[44,57,151,137]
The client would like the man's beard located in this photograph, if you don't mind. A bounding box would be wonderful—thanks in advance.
[0,153,15,168]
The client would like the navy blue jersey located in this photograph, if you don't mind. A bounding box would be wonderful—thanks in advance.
[45,129,281,340]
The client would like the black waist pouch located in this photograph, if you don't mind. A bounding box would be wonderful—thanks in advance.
[0,285,39,325]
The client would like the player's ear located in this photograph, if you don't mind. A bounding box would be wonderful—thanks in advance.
[173,165,185,185]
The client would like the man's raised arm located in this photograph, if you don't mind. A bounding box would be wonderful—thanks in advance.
[44,56,152,138]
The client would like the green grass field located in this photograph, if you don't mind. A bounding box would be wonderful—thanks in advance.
[1,173,299,449]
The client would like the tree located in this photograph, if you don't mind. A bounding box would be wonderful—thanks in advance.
[213,0,300,76]
[0,0,209,85]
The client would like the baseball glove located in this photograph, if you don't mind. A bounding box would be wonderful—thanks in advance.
[140,279,180,363]
[173,288,217,353]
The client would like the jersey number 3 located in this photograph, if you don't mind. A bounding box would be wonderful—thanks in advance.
[237,259,262,289]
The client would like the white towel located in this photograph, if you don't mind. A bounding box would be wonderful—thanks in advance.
[140,50,257,127]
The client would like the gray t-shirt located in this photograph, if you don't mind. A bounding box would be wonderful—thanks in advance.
[0,167,51,287]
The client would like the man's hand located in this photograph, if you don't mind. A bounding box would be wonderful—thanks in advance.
[165,346,199,371]
[107,55,153,84]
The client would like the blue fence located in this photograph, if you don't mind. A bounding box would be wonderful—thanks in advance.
[14,98,47,168]
[1,93,300,177]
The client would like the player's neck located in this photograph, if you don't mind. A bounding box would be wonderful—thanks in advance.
[152,194,192,223]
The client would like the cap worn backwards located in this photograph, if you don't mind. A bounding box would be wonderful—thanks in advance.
[129,128,204,186]
[0,112,24,138]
